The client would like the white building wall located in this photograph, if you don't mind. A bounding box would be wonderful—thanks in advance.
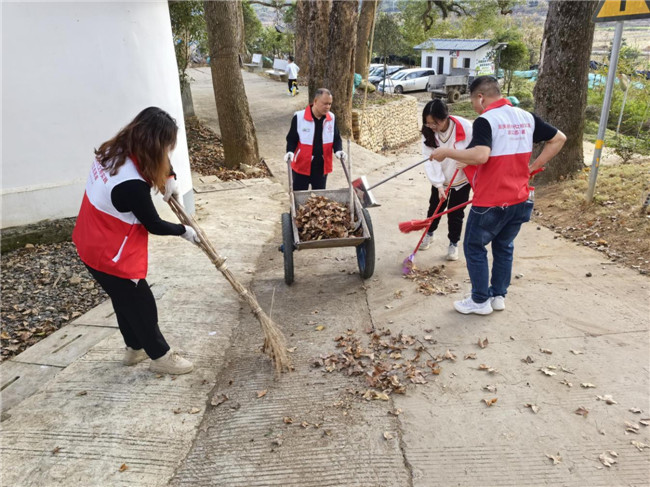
[2,1,192,228]
[420,45,494,75]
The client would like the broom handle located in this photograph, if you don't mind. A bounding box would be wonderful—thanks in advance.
[168,197,227,271]
[167,196,291,375]
[412,169,459,254]
[347,139,354,222]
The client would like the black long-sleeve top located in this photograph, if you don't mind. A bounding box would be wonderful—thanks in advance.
[111,180,185,236]
[286,107,343,176]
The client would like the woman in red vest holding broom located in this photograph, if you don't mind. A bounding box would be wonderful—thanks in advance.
[73,107,199,375]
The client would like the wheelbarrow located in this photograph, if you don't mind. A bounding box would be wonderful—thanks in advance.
[280,146,375,285]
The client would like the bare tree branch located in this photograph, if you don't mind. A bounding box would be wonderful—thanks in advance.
[423,1,468,31]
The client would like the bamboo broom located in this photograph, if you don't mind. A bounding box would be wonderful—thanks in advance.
[167,196,292,376]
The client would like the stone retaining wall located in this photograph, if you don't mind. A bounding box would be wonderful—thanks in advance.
[352,95,420,152]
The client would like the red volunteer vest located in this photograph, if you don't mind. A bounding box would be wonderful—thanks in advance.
[291,106,335,176]
[469,99,535,207]
[72,158,149,279]
[448,115,475,188]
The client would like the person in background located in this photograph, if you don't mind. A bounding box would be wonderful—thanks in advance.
[285,55,300,96]
[430,76,566,315]
[72,107,199,374]
[284,88,346,191]
[420,99,473,261]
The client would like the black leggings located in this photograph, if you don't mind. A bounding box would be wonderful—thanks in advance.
[288,79,298,92]
[85,264,170,360]
[426,183,472,244]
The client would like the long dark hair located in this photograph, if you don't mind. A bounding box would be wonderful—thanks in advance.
[421,99,449,148]
[94,107,178,193]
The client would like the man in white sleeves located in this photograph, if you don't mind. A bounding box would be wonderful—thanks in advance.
[285,56,300,96]
[420,99,473,261]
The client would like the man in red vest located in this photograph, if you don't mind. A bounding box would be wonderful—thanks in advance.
[284,88,345,190]
[430,76,566,315]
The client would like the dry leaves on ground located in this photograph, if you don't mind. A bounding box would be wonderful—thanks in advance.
[534,163,650,276]
[1,242,108,362]
[295,195,361,241]
[574,406,589,417]
[524,403,540,414]
[314,328,444,399]
[624,421,640,434]
[546,453,562,465]
[478,364,498,374]
[403,264,459,296]
[597,394,617,405]
[185,116,270,180]
[598,452,617,467]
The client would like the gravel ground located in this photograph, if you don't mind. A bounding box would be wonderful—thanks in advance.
[1,243,107,362]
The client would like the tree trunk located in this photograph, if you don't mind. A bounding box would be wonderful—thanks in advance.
[354,0,377,80]
[204,0,260,169]
[236,0,246,62]
[324,0,358,138]
[533,1,596,183]
[307,0,332,101]
[294,0,310,80]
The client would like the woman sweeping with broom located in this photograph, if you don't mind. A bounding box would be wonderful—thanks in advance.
[419,99,473,261]
[72,107,199,375]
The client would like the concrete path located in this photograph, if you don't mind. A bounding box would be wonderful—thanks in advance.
[1,68,649,486]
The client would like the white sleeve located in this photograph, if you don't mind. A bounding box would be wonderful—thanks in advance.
[424,160,444,187]
[422,141,444,187]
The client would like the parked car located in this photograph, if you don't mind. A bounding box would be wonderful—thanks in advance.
[368,63,383,74]
[378,68,437,94]
[368,65,405,86]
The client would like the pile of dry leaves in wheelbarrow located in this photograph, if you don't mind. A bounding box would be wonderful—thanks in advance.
[295,195,362,241]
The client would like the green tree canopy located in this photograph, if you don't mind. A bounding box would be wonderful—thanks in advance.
[168,1,207,87]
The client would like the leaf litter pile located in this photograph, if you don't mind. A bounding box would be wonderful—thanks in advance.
[403,264,459,296]
[295,195,362,241]
[185,116,270,181]
[313,328,451,400]
[1,242,107,362]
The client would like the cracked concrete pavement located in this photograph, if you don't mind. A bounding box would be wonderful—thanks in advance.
[1,68,648,486]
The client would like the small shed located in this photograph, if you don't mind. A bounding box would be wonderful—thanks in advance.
[414,39,494,76]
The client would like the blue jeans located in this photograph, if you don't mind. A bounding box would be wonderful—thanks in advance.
[463,200,534,303]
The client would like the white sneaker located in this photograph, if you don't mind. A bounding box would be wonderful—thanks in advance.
[420,234,433,250]
[149,350,194,375]
[123,347,148,366]
[454,296,493,315]
[491,295,506,311]
[446,243,459,261]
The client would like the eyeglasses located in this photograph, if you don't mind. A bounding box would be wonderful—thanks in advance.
[424,122,440,128]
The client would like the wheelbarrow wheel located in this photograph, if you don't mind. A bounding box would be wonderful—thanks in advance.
[356,208,375,279]
[282,212,294,285]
